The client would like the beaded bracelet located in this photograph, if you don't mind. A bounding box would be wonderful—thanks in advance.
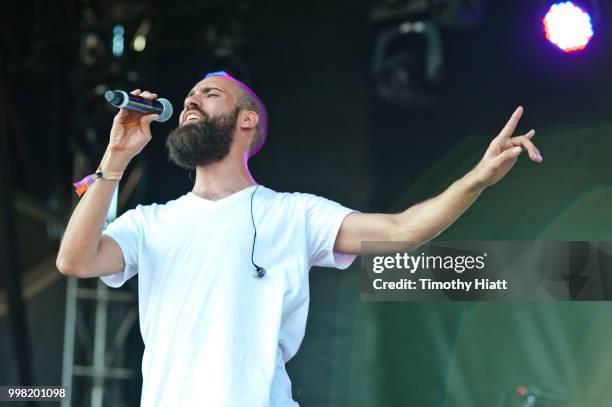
[73,168,123,197]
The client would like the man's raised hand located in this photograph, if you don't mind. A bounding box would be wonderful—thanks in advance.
[108,89,161,164]
[471,106,542,188]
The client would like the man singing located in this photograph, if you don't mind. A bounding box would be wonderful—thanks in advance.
[56,71,542,406]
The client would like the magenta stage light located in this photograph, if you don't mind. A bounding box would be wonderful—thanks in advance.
[543,1,594,52]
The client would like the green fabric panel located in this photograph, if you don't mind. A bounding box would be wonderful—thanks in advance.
[374,125,612,406]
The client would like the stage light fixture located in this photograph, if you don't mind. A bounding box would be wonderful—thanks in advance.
[369,0,483,107]
[371,20,444,107]
[112,24,125,57]
[133,36,146,52]
[133,19,151,52]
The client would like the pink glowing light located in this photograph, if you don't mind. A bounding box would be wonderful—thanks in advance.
[543,2,594,52]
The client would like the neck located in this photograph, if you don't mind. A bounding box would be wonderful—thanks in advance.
[191,151,256,201]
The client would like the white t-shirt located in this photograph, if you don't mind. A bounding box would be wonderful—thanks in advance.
[100,185,358,406]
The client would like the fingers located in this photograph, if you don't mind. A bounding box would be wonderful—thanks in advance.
[510,130,542,162]
[137,91,159,124]
[492,146,522,169]
[139,90,158,100]
[129,89,158,99]
[115,89,160,125]
[497,106,524,140]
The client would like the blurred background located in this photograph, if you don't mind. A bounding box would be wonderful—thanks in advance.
[1,0,612,405]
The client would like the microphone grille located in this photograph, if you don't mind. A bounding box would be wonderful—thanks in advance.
[156,98,173,122]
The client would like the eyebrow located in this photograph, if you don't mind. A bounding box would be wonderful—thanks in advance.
[187,86,225,97]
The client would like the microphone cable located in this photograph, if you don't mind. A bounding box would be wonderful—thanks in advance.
[250,185,265,278]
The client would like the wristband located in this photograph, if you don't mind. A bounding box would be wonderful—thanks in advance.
[73,167,123,197]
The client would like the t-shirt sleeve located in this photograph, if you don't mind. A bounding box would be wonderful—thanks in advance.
[302,193,359,269]
[99,206,143,288]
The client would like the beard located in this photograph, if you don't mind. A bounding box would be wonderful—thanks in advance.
[166,106,240,169]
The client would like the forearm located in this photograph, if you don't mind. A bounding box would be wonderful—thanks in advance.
[56,149,129,273]
[393,169,485,244]
[336,108,539,255]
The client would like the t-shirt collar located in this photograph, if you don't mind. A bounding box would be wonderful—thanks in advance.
[185,185,259,207]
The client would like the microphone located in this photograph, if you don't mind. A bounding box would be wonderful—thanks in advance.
[104,90,173,123]
[249,185,266,279]
[253,266,266,279]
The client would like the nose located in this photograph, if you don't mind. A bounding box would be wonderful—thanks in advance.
[183,94,201,111]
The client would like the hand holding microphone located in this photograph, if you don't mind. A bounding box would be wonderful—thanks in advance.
[104,89,173,168]
[105,89,173,122]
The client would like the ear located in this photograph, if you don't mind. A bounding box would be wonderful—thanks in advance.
[239,110,259,131]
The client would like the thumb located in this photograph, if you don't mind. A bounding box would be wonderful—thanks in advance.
[114,108,132,123]
[141,113,160,126]
[492,146,522,168]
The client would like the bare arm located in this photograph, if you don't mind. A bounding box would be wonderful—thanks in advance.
[334,107,543,255]
[56,89,160,277]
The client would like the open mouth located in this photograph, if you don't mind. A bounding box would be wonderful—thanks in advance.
[185,112,201,122]
[183,111,203,124]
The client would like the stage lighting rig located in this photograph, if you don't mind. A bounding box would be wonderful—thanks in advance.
[371,19,444,107]
[370,0,483,107]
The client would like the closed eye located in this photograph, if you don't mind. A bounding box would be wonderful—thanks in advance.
[207,93,219,98]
